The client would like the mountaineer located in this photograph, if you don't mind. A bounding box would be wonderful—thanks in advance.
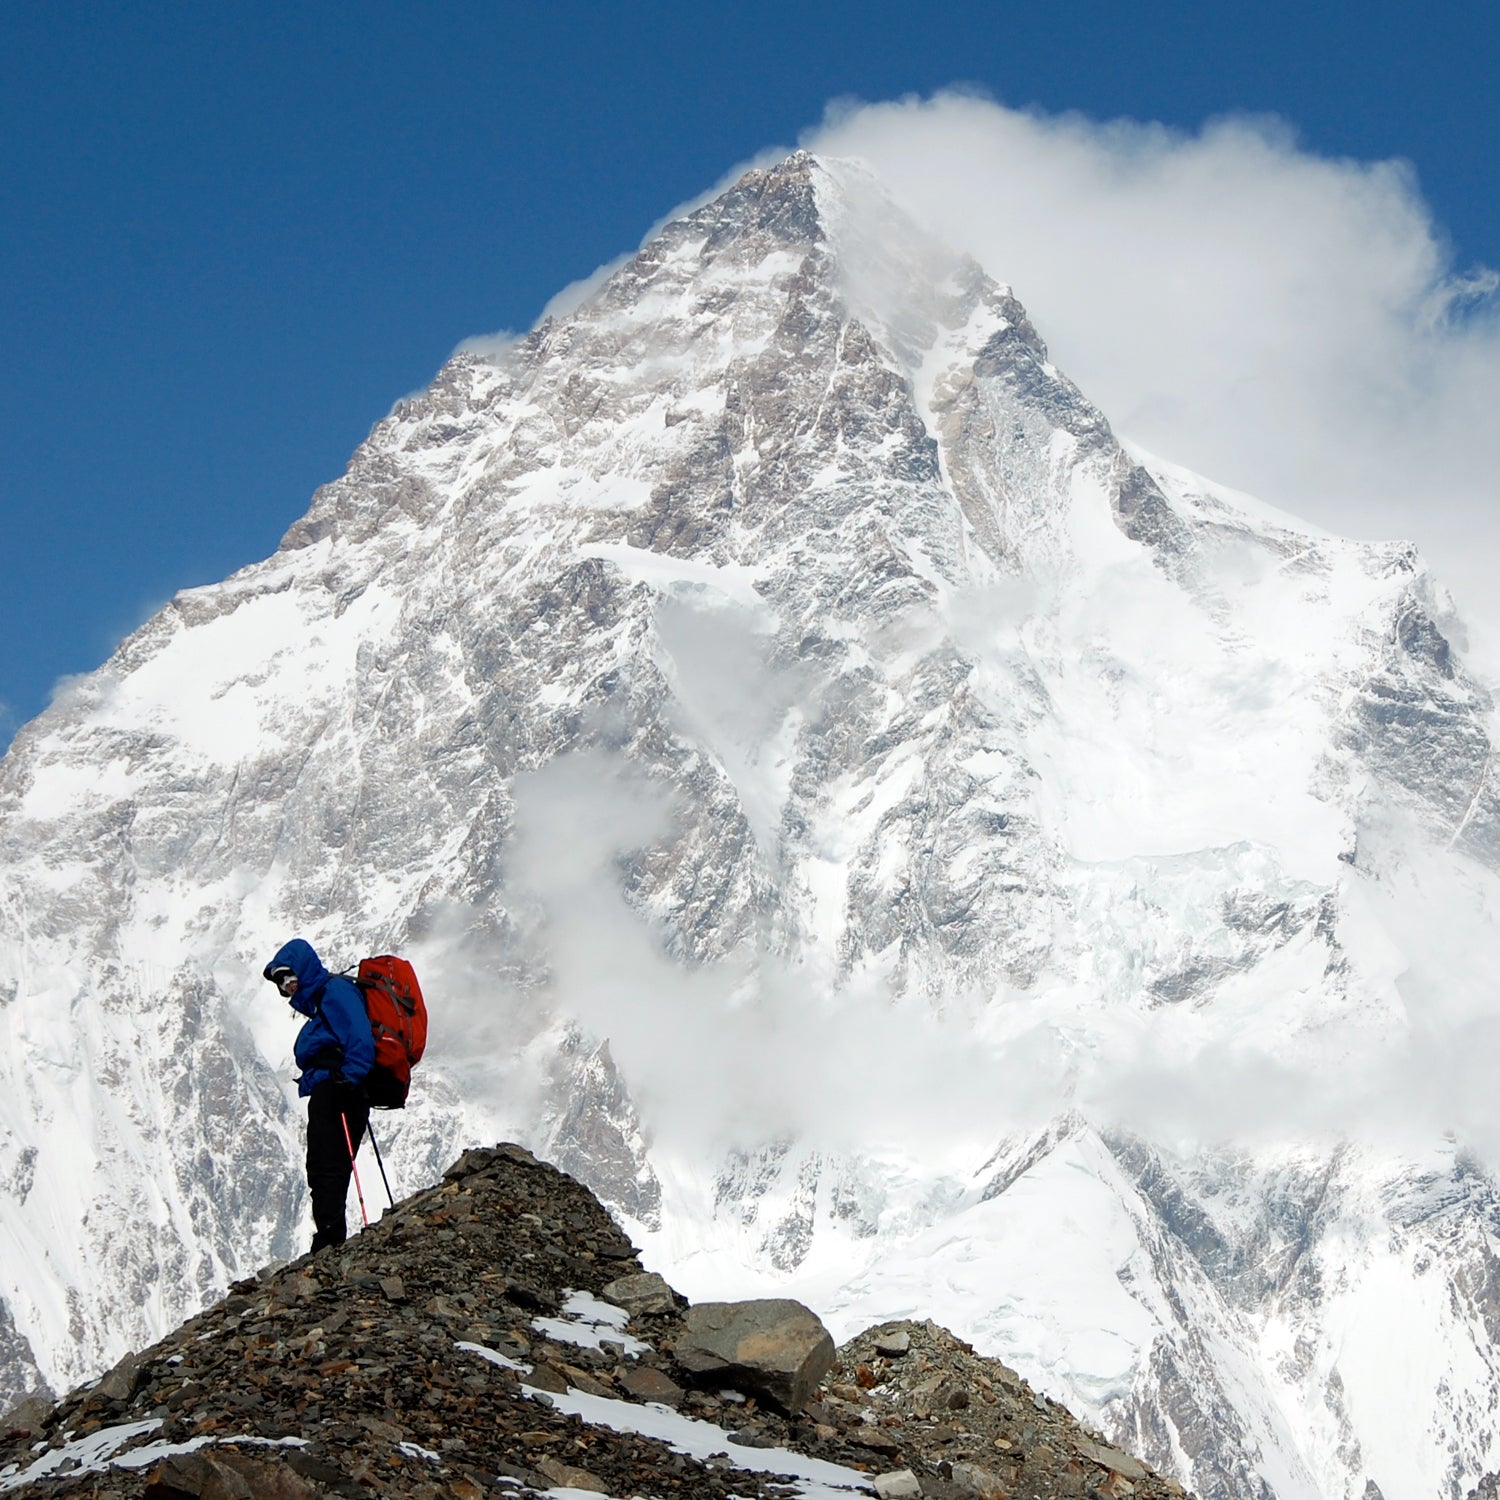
[262,937,375,1253]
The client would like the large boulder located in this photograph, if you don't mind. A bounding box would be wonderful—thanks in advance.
[673,1299,835,1413]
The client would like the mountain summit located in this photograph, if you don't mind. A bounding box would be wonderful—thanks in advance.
[2,153,1500,1500]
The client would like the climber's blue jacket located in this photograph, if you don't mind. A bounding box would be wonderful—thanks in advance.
[264,938,374,1098]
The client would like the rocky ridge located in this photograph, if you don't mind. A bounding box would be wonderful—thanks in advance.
[0,1145,1188,1500]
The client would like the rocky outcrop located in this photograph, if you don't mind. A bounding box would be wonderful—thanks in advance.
[0,1146,1190,1500]
[829,1319,1187,1500]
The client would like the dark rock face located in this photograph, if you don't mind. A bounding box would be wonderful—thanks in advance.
[0,1146,1190,1500]
[0,1307,47,1424]
[1110,453,1196,559]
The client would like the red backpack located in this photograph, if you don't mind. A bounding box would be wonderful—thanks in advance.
[354,955,427,1108]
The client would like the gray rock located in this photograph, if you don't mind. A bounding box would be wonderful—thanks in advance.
[950,1460,1007,1498]
[873,1470,922,1499]
[617,1365,684,1405]
[98,1352,142,1402]
[536,1454,610,1493]
[0,1392,49,1439]
[524,1363,569,1395]
[145,1449,322,1498]
[728,1427,778,1449]
[272,1272,319,1307]
[600,1271,677,1317]
[1076,1435,1148,1480]
[674,1299,835,1413]
[873,1330,911,1357]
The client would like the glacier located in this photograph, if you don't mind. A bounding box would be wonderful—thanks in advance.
[3,150,1500,1500]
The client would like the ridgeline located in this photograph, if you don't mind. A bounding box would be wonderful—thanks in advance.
[0,1145,1191,1499]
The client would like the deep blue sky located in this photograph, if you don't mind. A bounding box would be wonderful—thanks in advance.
[3,1,1496,747]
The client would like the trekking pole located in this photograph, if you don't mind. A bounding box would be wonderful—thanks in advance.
[367,1119,396,1209]
[341,1113,370,1229]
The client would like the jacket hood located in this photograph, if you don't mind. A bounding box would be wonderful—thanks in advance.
[264,938,332,1017]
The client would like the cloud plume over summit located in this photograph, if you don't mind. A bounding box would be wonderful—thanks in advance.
[808,93,1500,658]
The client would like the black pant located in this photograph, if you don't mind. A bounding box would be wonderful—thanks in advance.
[306,1080,370,1252]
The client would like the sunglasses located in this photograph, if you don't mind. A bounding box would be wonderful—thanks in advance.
[267,967,297,997]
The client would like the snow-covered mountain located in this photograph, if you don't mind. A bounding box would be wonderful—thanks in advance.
[4,151,1500,1500]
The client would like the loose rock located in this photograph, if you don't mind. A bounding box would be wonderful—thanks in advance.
[534,1454,610,1492]
[0,1148,1190,1500]
[617,1365,684,1405]
[98,1354,142,1403]
[1077,1436,1149,1481]
[599,1271,676,1317]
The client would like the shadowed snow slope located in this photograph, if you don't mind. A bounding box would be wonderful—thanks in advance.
[3,153,1500,1500]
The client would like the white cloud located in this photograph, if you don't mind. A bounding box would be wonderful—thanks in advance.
[485,740,1500,1171]
[806,93,1500,661]
[496,745,1062,1165]
[47,671,108,715]
[450,329,521,363]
